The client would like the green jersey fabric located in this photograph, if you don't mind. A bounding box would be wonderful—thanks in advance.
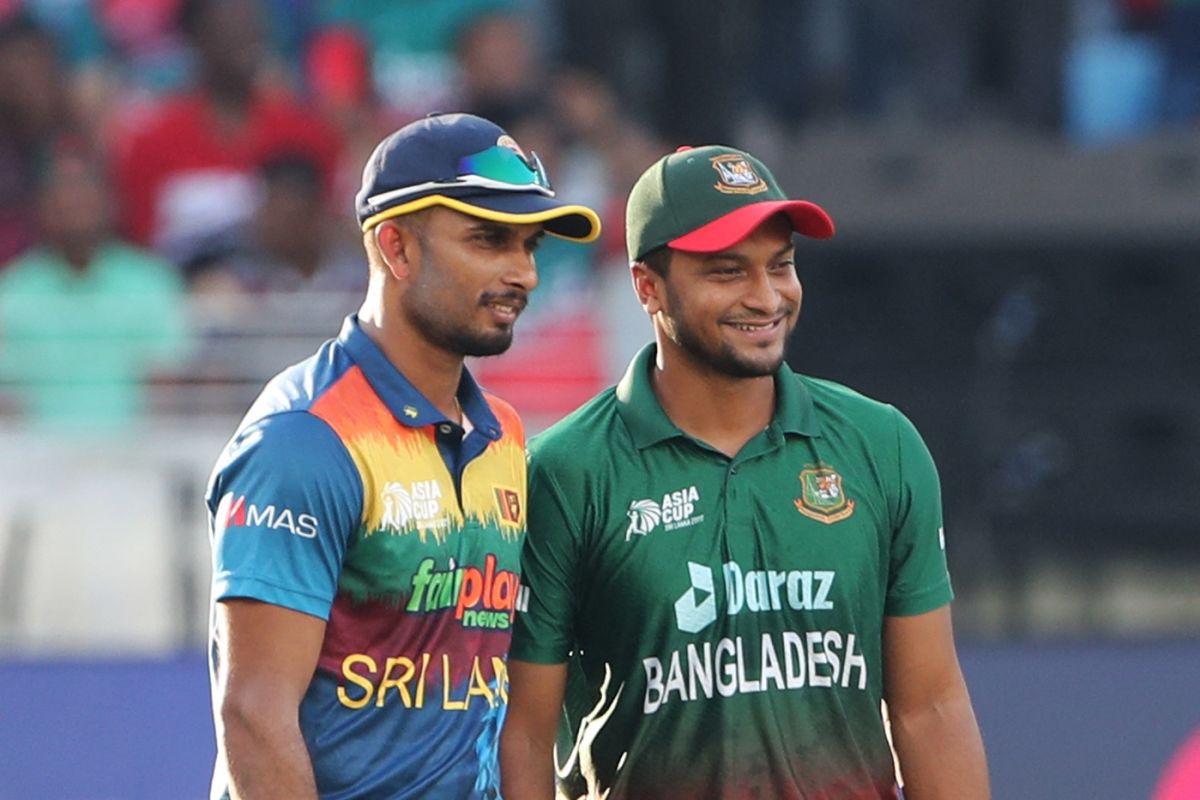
[511,343,954,800]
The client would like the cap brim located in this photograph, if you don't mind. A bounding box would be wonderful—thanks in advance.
[668,200,834,253]
[361,191,601,242]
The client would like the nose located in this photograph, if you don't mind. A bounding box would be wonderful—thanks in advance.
[504,251,539,293]
[742,267,780,313]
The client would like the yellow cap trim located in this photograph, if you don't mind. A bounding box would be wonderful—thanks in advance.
[361,194,602,242]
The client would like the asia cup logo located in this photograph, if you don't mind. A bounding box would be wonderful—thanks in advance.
[625,498,663,540]
[381,481,414,530]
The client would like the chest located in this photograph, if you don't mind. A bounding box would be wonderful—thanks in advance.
[579,444,892,637]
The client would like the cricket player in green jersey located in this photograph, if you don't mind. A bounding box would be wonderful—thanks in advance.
[500,145,990,800]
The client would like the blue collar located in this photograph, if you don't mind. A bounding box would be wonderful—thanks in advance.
[337,314,501,440]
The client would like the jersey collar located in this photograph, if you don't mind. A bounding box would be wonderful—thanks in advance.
[337,314,501,439]
[615,343,822,449]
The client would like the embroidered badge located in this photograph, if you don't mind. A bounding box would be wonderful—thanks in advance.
[711,154,768,195]
[494,486,522,526]
[794,466,856,524]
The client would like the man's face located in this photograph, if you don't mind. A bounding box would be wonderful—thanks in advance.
[655,214,801,378]
[398,207,543,357]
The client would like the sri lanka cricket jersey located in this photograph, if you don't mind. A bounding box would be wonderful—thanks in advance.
[207,315,526,800]
[511,343,954,800]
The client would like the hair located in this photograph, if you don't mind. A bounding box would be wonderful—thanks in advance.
[637,245,673,276]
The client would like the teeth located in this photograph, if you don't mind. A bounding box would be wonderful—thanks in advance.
[733,321,773,331]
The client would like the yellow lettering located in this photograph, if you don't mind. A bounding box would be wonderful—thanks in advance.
[337,654,378,709]
[491,657,509,705]
[442,654,468,710]
[376,657,417,708]
[467,656,495,708]
[415,652,431,709]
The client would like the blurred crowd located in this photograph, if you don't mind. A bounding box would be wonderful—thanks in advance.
[0,0,1196,433]
[0,0,668,432]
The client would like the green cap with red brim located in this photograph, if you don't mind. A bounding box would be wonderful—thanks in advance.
[625,145,834,261]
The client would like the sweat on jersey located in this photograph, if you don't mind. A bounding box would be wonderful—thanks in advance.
[511,343,954,800]
[206,314,526,800]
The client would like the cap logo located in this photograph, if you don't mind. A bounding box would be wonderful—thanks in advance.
[710,154,768,195]
[496,134,528,160]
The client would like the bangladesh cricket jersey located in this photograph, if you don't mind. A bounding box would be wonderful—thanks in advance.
[207,315,526,800]
[511,344,953,800]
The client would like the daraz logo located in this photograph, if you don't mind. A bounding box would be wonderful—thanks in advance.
[221,492,319,538]
[674,560,836,633]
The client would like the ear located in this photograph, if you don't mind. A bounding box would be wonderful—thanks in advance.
[630,262,665,315]
[374,221,418,281]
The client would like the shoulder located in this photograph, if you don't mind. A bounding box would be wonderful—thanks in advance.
[797,372,911,434]
[241,336,354,423]
[208,408,361,506]
[528,386,622,465]
[0,249,54,291]
[96,242,184,287]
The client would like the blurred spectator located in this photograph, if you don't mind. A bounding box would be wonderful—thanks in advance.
[191,152,363,296]
[113,0,340,277]
[319,0,516,118]
[304,24,406,247]
[0,147,190,432]
[0,12,73,266]
[454,10,541,129]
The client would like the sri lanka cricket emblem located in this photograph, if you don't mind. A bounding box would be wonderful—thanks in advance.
[794,466,855,524]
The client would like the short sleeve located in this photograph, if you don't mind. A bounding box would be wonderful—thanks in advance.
[509,452,582,664]
[206,411,363,620]
[884,408,954,616]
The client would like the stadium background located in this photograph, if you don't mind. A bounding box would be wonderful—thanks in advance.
[0,0,1197,797]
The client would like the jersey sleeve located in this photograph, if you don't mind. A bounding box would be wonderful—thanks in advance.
[509,449,582,664]
[207,410,363,620]
[884,407,954,616]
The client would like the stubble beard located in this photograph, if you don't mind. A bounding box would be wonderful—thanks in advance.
[402,251,517,358]
[663,293,797,379]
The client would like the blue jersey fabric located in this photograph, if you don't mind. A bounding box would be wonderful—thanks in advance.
[206,315,527,799]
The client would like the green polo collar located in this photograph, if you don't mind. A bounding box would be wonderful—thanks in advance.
[614,343,823,450]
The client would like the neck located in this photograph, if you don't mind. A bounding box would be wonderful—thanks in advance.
[650,337,776,458]
[358,286,464,421]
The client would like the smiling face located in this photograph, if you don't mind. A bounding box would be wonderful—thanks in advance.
[390,206,543,357]
[642,214,801,379]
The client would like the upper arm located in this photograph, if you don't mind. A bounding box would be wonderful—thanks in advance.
[216,598,327,717]
[882,605,966,712]
[207,411,362,619]
[510,451,585,664]
[885,408,953,616]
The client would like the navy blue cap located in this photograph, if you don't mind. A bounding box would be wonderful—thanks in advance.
[355,113,601,241]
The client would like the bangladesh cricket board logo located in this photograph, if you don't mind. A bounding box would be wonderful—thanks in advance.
[710,154,768,195]
[794,466,855,524]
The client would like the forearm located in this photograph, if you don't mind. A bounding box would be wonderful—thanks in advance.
[889,692,989,800]
[221,706,319,800]
[499,726,557,800]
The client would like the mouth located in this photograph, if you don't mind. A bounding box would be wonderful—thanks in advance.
[723,316,785,340]
[482,294,527,325]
